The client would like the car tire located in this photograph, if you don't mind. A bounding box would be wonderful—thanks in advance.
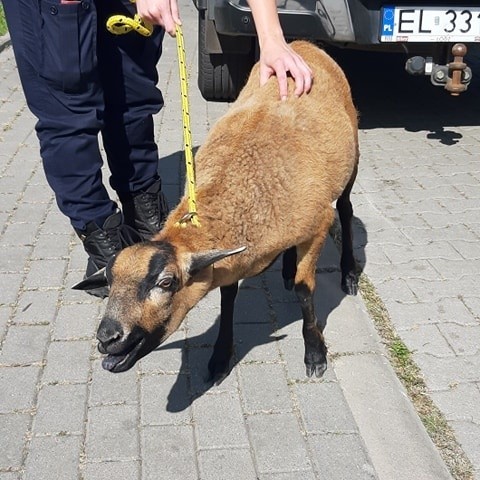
[198,11,255,102]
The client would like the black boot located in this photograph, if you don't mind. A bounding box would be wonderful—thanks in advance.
[75,211,142,298]
[121,180,170,240]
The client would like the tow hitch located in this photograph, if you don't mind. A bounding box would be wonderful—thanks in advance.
[405,43,471,96]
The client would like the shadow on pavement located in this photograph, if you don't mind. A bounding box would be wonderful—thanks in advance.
[156,216,368,413]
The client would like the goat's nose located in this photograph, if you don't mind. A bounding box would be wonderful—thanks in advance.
[97,317,124,346]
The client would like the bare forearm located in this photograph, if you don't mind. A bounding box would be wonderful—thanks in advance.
[246,0,284,47]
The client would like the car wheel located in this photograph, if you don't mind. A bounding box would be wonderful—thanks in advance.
[197,11,255,102]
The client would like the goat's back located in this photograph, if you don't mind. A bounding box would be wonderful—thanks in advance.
[165,41,358,271]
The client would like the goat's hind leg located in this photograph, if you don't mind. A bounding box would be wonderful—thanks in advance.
[207,282,238,384]
[295,207,335,378]
[336,164,358,296]
[282,247,297,290]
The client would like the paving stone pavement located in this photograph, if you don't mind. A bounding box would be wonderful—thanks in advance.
[0,2,477,479]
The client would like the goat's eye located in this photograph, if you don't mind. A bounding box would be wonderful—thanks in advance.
[156,277,174,290]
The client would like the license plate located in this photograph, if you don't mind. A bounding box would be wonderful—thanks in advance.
[380,6,480,42]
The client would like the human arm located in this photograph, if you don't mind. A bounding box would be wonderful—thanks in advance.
[135,0,181,36]
[247,0,313,99]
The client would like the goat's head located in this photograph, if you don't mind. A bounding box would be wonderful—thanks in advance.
[73,241,245,372]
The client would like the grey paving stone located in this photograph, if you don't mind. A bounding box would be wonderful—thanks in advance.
[463,296,480,318]
[323,293,382,355]
[23,258,67,289]
[187,346,239,396]
[247,413,311,474]
[32,233,71,259]
[239,363,292,414]
[141,425,197,480]
[449,420,480,469]
[271,302,303,339]
[381,241,463,264]
[24,435,81,480]
[451,239,480,260]
[0,245,30,273]
[197,448,257,480]
[52,302,99,340]
[0,193,20,214]
[385,298,477,330]
[308,433,377,480]
[295,382,358,434]
[0,273,23,305]
[259,472,317,480]
[235,323,282,363]
[82,460,141,480]
[373,278,417,304]
[139,328,187,374]
[0,472,22,480]
[13,289,60,325]
[438,323,480,356]
[430,384,480,423]
[42,340,91,384]
[0,222,38,247]
[33,383,87,434]
[0,324,49,365]
[86,404,139,461]
[141,373,192,426]
[279,338,333,385]
[90,359,139,406]
[39,209,71,235]
[193,391,249,449]
[0,413,30,469]
[22,184,53,204]
[10,201,47,226]
[334,353,453,480]
[399,324,455,358]
[233,287,271,323]
[0,306,11,341]
[413,353,480,391]
[0,366,40,413]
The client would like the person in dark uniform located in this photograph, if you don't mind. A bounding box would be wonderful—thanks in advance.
[2,0,312,298]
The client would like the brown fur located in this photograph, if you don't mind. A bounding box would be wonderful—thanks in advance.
[159,40,358,290]
[98,41,359,373]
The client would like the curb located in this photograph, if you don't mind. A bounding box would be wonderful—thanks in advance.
[0,32,11,54]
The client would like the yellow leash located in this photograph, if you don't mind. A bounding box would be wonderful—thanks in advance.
[106,7,200,228]
[174,23,200,227]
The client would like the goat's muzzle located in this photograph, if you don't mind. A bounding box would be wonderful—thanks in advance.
[97,318,147,373]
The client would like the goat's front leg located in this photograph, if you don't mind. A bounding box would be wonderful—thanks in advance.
[282,246,297,290]
[207,282,238,384]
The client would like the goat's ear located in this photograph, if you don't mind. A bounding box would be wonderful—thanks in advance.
[188,246,246,276]
[71,267,108,291]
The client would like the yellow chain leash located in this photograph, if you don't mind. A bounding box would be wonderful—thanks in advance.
[174,24,200,227]
[106,5,200,228]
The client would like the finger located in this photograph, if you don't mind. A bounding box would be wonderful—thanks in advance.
[289,64,305,97]
[170,0,182,25]
[275,68,289,100]
[259,65,273,87]
[163,15,177,36]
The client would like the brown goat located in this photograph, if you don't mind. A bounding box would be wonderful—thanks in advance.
[74,40,359,381]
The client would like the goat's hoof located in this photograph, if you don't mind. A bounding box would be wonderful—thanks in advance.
[304,348,327,378]
[207,357,232,385]
[283,278,295,291]
[341,272,358,296]
[305,362,327,378]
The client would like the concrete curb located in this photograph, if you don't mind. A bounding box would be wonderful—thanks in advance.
[0,32,11,54]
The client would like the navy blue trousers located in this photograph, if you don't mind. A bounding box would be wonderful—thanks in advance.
[3,0,165,230]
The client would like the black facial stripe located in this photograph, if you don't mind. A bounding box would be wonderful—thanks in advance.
[137,241,177,301]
